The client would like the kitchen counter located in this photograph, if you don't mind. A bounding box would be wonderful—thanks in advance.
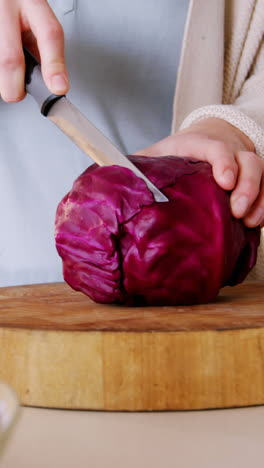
[2,405,264,467]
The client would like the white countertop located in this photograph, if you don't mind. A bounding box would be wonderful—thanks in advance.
[2,405,264,467]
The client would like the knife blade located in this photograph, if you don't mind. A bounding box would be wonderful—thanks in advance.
[24,48,168,203]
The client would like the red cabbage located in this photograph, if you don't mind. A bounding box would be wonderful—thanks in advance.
[55,156,260,306]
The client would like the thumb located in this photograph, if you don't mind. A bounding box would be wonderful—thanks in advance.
[26,2,69,95]
[134,135,178,157]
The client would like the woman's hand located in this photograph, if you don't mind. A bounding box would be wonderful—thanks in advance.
[135,118,264,228]
[0,0,69,103]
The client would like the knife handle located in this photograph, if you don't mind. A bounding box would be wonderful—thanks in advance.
[24,47,64,116]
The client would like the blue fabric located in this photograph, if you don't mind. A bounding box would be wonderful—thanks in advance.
[61,0,189,154]
[0,1,189,286]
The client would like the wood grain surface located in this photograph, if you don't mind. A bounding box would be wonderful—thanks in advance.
[0,281,264,411]
[0,281,264,331]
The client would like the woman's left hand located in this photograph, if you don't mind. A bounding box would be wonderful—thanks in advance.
[135,117,264,228]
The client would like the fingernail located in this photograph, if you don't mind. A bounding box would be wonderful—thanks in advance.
[51,74,68,94]
[223,169,235,186]
[232,195,249,217]
[248,208,264,227]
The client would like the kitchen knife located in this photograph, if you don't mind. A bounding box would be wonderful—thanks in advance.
[24,48,168,203]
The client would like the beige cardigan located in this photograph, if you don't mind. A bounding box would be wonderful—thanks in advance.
[171,0,264,280]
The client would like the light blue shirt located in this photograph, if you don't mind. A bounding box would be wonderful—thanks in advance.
[0,1,189,286]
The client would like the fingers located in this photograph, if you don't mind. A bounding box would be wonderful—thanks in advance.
[198,140,238,191]
[230,152,262,217]
[135,133,264,227]
[243,178,264,228]
[136,134,239,191]
[186,143,264,225]
[0,2,25,102]
[230,152,264,227]
[0,0,68,103]
[179,140,263,224]
[25,0,69,95]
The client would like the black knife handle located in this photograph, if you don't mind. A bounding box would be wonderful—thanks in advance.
[24,47,64,116]
[24,47,38,85]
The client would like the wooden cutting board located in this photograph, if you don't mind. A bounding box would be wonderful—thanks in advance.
[0,281,264,411]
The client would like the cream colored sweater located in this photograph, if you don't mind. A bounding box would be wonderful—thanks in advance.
[171,0,264,280]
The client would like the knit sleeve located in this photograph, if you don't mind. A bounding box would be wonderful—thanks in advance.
[179,104,264,158]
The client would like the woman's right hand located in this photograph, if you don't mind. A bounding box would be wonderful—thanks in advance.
[0,0,69,103]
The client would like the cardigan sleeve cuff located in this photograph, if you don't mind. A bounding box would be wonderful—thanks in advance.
[179,104,264,159]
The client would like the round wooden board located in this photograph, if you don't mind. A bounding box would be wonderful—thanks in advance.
[0,281,264,411]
